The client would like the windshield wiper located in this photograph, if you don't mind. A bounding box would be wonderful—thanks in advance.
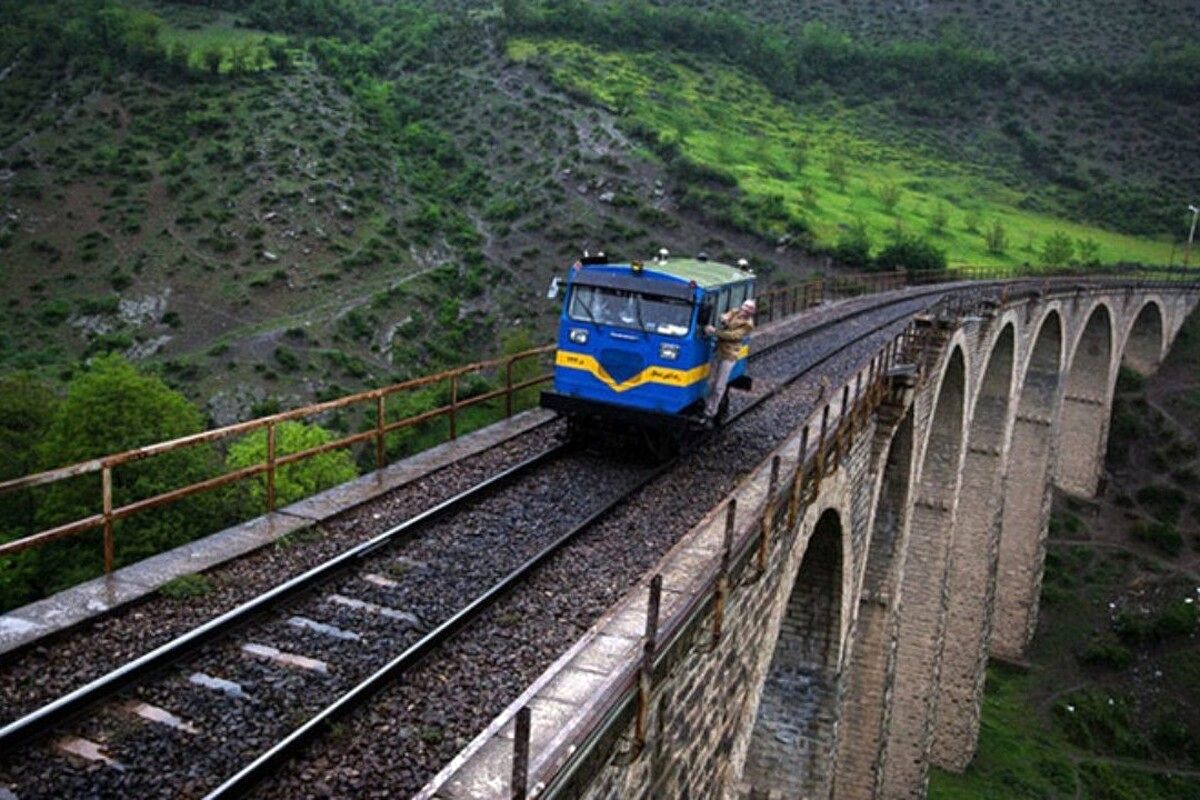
[633,295,648,333]
[574,290,600,326]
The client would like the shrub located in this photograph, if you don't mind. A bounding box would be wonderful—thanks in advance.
[1136,484,1187,524]
[0,374,59,534]
[273,346,301,372]
[1130,520,1183,556]
[226,421,358,509]
[1040,231,1075,267]
[5,356,237,610]
[1055,689,1148,758]
[36,299,71,326]
[1115,365,1146,393]
[984,220,1007,254]
[1078,636,1132,669]
[833,221,872,268]
[878,182,901,213]
[1115,600,1197,644]
[929,202,949,234]
[875,234,946,274]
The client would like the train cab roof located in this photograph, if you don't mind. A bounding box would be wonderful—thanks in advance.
[571,257,752,299]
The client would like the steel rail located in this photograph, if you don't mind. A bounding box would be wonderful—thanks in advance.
[201,285,965,799]
[0,442,570,757]
[0,284,912,761]
[9,276,1186,795]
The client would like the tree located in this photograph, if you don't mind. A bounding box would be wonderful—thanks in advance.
[1041,231,1075,267]
[985,220,1008,255]
[1077,236,1100,266]
[826,152,848,189]
[876,234,947,274]
[0,374,59,535]
[166,41,190,77]
[23,355,236,604]
[930,202,949,235]
[266,38,291,72]
[228,42,250,75]
[502,328,542,411]
[226,421,358,509]
[833,219,872,268]
[878,182,901,214]
[201,45,222,76]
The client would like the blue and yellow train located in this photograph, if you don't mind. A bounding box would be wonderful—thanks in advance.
[540,254,756,436]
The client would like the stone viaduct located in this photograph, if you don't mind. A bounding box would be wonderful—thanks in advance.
[425,280,1198,800]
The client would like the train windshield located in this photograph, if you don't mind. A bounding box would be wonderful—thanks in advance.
[568,285,693,337]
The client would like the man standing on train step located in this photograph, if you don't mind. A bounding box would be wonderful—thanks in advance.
[703,298,756,421]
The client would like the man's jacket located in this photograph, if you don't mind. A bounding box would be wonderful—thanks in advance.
[715,313,753,361]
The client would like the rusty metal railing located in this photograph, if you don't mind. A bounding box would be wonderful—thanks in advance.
[0,346,555,574]
[2,263,1196,590]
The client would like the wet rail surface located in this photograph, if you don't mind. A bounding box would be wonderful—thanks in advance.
[0,284,975,799]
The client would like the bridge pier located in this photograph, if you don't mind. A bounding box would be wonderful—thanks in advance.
[832,408,915,798]
[878,347,967,798]
[1055,304,1115,498]
[992,312,1064,661]
[930,324,1015,771]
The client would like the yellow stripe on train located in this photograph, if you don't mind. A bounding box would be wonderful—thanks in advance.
[554,346,748,393]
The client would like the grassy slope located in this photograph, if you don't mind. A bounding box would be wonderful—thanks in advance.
[1,3,808,419]
[931,311,1200,799]
[509,37,1176,268]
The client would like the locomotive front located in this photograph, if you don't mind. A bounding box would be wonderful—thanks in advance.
[541,255,754,436]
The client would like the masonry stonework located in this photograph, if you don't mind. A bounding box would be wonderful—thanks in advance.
[422,285,1198,800]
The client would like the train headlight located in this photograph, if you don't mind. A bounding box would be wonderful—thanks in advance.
[659,343,680,361]
[569,328,589,345]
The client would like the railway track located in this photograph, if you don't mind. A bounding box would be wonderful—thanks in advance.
[0,282,980,799]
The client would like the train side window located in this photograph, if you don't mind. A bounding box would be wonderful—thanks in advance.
[717,288,731,319]
[698,294,715,329]
[730,283,746,309]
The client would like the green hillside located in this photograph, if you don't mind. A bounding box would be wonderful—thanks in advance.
[0,0,1195,415]
[509,37,1175,268]
[2,0,1190,412]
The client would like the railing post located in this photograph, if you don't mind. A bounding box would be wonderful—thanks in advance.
[505,358,515,418]
[635,574,662,751]
[853,371,864,430]
[757,452,781,570]
[789,426,809,527]
[375,393,386,470]
[512,706,531,800]
[449,373,459,440]
[266,421,277,513]
[712,500,736,646]
[814,404,829,493]
[102,466,114,575]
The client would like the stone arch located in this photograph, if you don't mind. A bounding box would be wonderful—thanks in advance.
[1056,303,1116,497]
[743,508,846,797]
[833,411,916,799]
[879,345,968,798]
[931,322,1016,771]
[1122,299,1166,375]
[992,308,1065,660]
